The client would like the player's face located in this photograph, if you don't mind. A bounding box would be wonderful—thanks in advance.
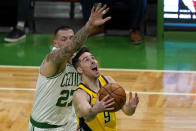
[78,52,99,78]
[54,29,74,48]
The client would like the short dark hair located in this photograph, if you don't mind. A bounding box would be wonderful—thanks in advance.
[72,47,91,69]
[54,25,73,36]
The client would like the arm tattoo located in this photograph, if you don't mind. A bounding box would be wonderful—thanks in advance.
[46,25,91,63]
[71,25,91,51]
[46,46,72,63]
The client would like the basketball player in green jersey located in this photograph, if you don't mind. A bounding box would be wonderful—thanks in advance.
[29,3,111,131]
[72,47,139,131]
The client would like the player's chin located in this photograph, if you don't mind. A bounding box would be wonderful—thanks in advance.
[92,71,100,78]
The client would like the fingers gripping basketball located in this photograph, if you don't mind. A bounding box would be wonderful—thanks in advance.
[98,83,126,112]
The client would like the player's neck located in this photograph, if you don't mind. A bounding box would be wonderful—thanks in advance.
[82,77,100,92]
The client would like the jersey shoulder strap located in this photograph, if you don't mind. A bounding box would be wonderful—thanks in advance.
[76,75,108,96]
[98,75,109,87]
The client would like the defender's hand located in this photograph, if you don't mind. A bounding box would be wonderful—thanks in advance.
[86,3,111,28]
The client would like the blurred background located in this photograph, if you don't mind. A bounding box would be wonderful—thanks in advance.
[0,0,195,70]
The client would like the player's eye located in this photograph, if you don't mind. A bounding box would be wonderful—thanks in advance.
[61,38,66,41]
[70,36,73,39]
[61,37,67,42]
[83,58,89,63]
[85,58,89,62]
[91,56,95,60]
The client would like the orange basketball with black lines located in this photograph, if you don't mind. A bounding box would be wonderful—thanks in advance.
[98,83,126,112]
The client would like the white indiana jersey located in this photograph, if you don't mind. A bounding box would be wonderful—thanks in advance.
[31,63,81,126]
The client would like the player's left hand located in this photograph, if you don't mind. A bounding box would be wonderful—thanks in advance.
[123,92,139,115]
[127,92,139,109]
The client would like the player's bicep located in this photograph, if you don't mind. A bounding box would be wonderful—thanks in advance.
[40,58,59,77]
[73,89,91,118]
[46,48,71,64]
[40,48,70,77]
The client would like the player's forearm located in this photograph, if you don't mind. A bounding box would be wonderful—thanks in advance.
[46,23,94,63]
[82,106,98,122]
[71,23,93,52]
[56,23,93,61]
[46,47,72,64]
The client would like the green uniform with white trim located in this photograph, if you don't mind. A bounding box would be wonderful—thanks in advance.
[29,63,81,131]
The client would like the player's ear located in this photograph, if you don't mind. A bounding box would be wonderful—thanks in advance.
[53,40,58,48]
[77,66,83,74]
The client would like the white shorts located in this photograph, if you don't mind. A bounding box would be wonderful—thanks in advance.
[28,120,77,131]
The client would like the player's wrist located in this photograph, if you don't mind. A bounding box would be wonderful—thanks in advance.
[124,105,136,116]
[85,20,95,30]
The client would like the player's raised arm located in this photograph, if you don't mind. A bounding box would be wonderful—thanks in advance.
[40,3,111,77]
[71,3,111,52]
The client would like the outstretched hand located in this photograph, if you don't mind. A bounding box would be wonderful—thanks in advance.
[127,92,139,108]
[123,92,139,115]
[86,3,111,28]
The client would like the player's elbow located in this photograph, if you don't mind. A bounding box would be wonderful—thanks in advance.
[78,106,97,122]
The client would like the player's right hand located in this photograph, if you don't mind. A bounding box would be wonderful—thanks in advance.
[93,94,115,113]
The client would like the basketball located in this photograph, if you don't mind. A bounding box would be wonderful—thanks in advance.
[98,83,126,112]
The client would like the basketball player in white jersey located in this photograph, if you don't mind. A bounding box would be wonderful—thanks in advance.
[28,3,111,131]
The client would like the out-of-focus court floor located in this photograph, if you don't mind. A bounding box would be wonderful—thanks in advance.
[0,31,196,131]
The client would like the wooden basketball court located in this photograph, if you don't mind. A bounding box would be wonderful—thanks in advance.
[1,66,196,131]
